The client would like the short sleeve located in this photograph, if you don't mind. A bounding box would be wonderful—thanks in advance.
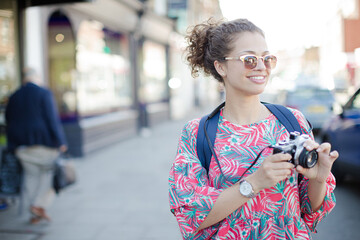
[168,119,223,239]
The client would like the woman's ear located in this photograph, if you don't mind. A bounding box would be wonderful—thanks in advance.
[214,60,227,78]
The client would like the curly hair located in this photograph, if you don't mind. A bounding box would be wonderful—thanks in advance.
[185,18,264,82]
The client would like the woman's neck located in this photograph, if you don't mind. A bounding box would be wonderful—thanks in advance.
[222,96,269,125]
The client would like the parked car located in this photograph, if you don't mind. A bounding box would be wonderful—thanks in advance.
[280,86,335,132]
[319,88,360,182]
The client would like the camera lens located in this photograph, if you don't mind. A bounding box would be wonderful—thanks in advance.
[298,149,318,168]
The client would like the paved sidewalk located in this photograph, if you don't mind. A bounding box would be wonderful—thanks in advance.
[0,108,209,240]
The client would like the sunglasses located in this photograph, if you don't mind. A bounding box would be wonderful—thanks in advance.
[224,55,277,70]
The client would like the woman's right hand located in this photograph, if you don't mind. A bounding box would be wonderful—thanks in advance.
[246,153,294,193]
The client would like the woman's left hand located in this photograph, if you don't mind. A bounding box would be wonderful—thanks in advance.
[296,140,339,183]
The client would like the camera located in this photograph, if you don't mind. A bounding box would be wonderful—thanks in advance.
[272,131,318,168]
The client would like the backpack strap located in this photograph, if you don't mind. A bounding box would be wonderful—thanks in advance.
[196,102,307,174]
[263,103,302,133]
[196,102,224,174]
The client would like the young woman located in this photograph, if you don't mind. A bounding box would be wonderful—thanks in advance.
[168,18,338,239]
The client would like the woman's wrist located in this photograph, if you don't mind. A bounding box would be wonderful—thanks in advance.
[245,175,261,194]
[307,178,327,212]
[308,177,327,185]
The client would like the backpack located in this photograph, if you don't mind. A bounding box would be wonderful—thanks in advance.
[196,102,306,175]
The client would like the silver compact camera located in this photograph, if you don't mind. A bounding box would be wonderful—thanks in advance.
[272,131,318,168]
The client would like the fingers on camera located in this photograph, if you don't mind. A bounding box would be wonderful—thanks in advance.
[329,150,339,161]
[303,140,319,151]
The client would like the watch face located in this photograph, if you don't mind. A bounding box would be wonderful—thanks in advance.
[240,181,252,195]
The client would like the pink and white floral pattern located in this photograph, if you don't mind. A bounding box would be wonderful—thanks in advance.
[169,108,336,239]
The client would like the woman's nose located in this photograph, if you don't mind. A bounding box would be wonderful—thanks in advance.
[254,57,267,70]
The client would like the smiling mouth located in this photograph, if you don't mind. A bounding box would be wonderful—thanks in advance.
[248,76,267,84]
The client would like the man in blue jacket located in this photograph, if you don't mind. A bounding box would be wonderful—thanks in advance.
[5,67,67,224]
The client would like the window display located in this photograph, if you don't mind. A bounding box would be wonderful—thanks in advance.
[140,40,167,103]
[76,20,132,116]
[48,11,77,121]
[0,7,17,104]
[0,3,17,146]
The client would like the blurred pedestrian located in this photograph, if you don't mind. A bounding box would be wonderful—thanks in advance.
[5,67,67,224]
[168,18,338,239]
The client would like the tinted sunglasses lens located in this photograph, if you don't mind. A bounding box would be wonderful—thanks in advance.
[243,56,258,69]
[264,55,277,69]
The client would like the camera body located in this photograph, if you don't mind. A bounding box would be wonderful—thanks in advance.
[272,131,318,168]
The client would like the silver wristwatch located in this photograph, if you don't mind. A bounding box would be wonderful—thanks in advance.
[239,179,256,198]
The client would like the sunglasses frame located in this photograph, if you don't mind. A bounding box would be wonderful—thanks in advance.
[224,54,277,69]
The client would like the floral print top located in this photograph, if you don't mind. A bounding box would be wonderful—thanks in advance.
[169,107,336,239]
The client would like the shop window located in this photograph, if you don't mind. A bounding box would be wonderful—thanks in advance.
[48,11,77,122]
[0,2,17,147]
[0,8,17,102]
[140,40,167,103]
[76,20,132,117]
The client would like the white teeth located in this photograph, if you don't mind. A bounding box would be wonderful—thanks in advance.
[249,76,264,80]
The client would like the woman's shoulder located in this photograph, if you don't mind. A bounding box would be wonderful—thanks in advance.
[181,117,201,134]
[285,107,312,133]
[176,118,202,149]
[285,107,307,121]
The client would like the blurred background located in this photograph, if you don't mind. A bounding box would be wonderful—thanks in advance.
[0,0,359,239]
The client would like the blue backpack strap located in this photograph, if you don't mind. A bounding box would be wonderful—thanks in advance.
[196,102,224,174]
[264,103,303,133]
[197,102,307,174]
[197,115,210,173]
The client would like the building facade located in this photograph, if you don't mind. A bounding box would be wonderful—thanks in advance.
[0,0,223,157]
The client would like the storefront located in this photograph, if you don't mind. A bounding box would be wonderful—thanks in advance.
[139,39,170,127]
[0,0,19,148]
[37,4,138,156]
[137,12,174,127]
[44,8,137,156]
[0,0,175,157]
[22,1,174,157]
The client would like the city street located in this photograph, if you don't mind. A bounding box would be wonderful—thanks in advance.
[314,177,360,240]
[1,0,360,239]
[0,108,359,240]
[0,109,195,240]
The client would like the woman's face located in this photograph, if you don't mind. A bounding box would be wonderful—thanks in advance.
[218,31,272,97]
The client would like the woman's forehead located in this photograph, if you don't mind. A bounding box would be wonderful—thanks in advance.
[230,32,269,55]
